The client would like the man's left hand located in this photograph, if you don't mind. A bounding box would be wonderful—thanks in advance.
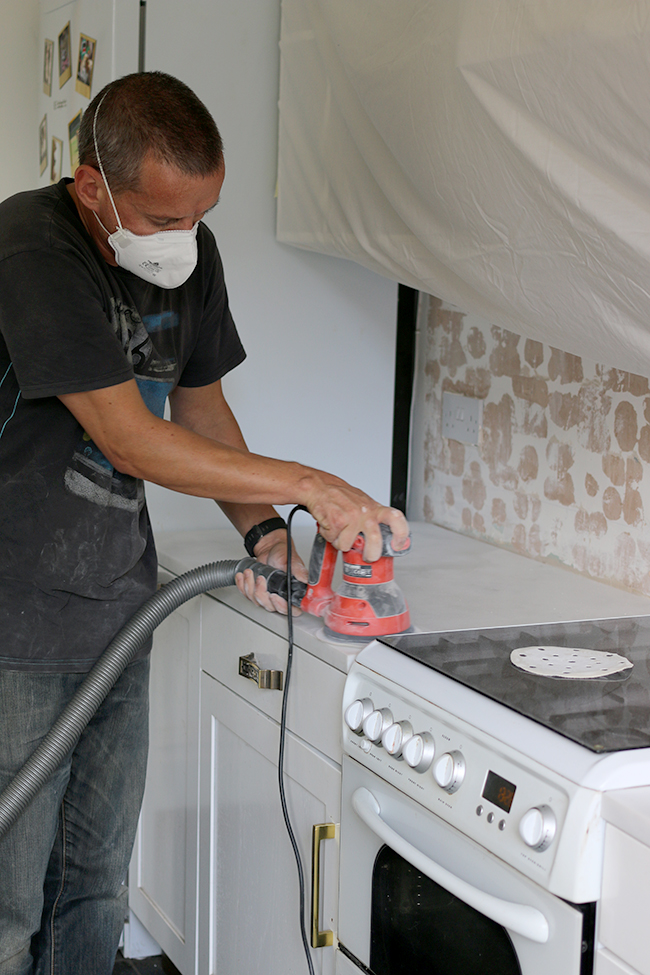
[235,528,308,615]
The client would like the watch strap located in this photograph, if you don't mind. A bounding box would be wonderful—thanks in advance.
[244,517,288,557]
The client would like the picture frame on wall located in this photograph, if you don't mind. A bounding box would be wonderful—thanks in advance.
[58,22,72,88]
[43,39,54,96]
[50,136,63,184]
[39,116,48,176]
[75,34,96,99]
[69,111,83,173]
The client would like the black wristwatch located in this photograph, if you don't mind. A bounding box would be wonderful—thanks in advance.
[244,517,288,557]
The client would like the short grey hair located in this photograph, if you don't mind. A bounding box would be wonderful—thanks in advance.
[78,71,224,193]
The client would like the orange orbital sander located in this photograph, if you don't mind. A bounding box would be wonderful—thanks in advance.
[239,524,411,643]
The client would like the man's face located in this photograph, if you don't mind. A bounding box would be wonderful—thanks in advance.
[100,153,225,235]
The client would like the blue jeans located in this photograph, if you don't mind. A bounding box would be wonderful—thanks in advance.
[0,657,150,975]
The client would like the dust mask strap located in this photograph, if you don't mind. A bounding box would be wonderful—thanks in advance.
[92,91,123,232]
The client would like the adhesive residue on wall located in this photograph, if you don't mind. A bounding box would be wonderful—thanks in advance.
[409,296,650,596]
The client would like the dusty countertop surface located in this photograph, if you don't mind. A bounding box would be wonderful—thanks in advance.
[156,521,650,675]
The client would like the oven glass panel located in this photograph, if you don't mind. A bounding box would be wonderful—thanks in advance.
[370,845,522,975]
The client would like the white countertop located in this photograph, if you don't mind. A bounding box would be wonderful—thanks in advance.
[155,521,650,673]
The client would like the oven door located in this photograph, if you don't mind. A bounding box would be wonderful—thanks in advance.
[338,757,594,975]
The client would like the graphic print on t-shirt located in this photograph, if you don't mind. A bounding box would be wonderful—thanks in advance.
[64,298,176,509]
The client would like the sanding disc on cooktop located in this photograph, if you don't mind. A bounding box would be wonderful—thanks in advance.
[510,645,634,679]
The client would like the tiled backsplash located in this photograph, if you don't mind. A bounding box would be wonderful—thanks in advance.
[409,295,650,597]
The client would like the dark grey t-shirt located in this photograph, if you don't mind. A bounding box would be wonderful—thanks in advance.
[0,179,246,671]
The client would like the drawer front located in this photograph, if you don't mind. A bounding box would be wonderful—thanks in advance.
[201,596,345,762]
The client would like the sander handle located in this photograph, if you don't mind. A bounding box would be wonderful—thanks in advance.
[234,523,410,616]
[375,523,411,557]
[234,557,307,608]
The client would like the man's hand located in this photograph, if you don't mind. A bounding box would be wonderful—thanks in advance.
[235,527,308,615]
[298,475,410,562]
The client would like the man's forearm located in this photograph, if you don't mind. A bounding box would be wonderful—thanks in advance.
[58,378,409,560]
[169,380,287,539]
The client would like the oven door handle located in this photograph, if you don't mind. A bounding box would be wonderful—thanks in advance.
[352,787,550,944]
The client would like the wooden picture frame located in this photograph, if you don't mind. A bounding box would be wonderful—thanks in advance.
[39,115,48,175]
[58,22,72,88]
[69,110,83,173]
[50,136,63,183]
[43,38,54,96]
[75,33,96,99]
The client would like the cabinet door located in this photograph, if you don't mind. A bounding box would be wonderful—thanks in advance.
[595,948,644,975]
[198,672,340,975]
[128,573,201,975]
[598,824,650,975]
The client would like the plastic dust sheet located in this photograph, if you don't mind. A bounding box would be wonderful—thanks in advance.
[277,0,650,374]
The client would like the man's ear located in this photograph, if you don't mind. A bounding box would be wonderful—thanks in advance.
[74,165,104,211]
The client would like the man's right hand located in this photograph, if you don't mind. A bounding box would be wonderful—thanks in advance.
[297,472,410,562]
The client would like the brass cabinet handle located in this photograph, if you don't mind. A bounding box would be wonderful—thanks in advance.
[311,822,337,948]
[238,652,283,690]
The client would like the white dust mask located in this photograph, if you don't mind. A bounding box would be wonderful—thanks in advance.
[92,96,199,289]
[94,212,199,289]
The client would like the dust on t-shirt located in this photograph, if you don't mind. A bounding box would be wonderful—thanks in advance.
[0,179,246,671]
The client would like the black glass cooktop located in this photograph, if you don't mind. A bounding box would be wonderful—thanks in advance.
[380,616,650,753]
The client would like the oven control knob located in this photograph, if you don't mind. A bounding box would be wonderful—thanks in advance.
[519,805,557,852]
[363,708,394,744]
[344,698,374,735]
[402,732,435,773]
[433,751,466,793]
[382,720,413,759]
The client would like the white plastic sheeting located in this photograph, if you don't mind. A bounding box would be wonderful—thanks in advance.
[277,0,650,374]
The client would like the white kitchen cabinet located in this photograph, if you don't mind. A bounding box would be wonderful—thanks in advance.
[335,949,363,974]
[197,670,340,975]
[128,570,202,975]
[596,824,650,975]
[595,948,644,975]
[197,596,343,975]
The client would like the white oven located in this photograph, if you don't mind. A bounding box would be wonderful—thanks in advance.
[336,627,650,975]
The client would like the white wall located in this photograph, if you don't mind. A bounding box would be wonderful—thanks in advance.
[142,0,398,536]
[0,0,40,201]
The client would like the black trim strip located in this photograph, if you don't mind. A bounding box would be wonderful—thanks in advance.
[390,284,419,512]
[575,901,596,975]
[138,1,147,73]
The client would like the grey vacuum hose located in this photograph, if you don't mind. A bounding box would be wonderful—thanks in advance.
[0,559,245,840]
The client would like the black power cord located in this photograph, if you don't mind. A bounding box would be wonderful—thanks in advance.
[277,504,316,975]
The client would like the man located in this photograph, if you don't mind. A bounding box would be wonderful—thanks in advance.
[0,72,408,974]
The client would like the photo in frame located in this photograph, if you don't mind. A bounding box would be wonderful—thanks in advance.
[39,116,48,176]
[69,110,83,173]
[43,39,54,96]
[58,22,72,88]
[75,34,96,99]
[50,137,63,184]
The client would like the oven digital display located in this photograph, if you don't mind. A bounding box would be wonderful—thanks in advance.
[482,770,516,813]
